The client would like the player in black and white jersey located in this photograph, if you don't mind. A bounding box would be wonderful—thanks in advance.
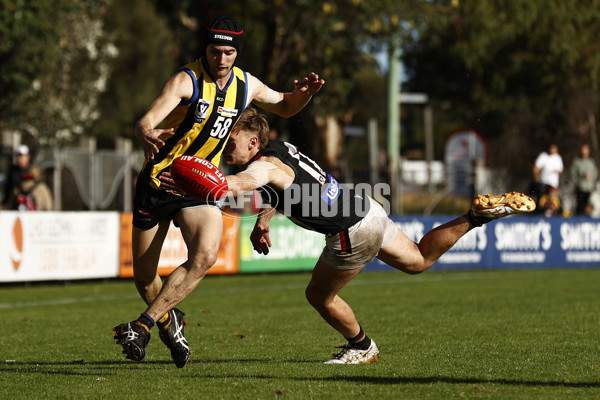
[163,107,536,364]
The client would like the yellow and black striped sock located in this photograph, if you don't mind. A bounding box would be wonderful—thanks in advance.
[134,313,155,332]
[156,311,172,331]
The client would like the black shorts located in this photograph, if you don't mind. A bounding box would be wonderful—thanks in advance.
[132,174,218,230]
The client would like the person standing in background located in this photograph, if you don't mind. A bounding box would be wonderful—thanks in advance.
[18,165,54,211]
[1,145,32,210]
[533,143,564,217]
[570,144,597,216]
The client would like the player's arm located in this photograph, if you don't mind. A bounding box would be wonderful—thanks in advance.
[248,72,325,118]
[135,71,195,161]
[225,159,292,197]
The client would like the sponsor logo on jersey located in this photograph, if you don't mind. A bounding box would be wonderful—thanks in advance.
[321,174,340,206]
[194,99,211,123]
[218,106,238,117]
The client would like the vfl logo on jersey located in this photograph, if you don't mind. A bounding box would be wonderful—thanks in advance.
[321,174,340,206]
[194,99,211,123]
[217,106,238,117]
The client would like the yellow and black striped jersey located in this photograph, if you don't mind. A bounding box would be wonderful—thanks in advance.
[141,57,248,190]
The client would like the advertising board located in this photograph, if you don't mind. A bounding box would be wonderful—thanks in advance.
[239,213,324,273]
[366,216,600,271]
[0,211,120,282]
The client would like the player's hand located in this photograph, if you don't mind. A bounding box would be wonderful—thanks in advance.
[250,222,272,255]
[135,123,172,161]
[294,72,325,96]
[159,171,189,196]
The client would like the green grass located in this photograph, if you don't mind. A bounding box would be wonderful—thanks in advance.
[1,269,599,399]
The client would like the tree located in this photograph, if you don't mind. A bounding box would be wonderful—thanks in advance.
[0,0,117,146]
[403,0,600,180]
[93,0,175,146]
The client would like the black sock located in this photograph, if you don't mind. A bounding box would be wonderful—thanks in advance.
[466,209,492,227]
[346,325,372,350]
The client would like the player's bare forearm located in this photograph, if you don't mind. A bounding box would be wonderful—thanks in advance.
[256,206,275,227]
[255,72,325,118]
[226,173,260,197]
[136,71,194,160]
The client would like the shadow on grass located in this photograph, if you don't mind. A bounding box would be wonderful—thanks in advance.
[3,361,599,389]
[310,375,600,389]
[0,360,172,376]
[185,372,600,389]
[0,358,274,376]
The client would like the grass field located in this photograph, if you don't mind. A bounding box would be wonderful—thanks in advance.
[1,268,599,399]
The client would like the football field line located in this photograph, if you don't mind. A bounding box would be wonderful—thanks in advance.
[0,271,498,310]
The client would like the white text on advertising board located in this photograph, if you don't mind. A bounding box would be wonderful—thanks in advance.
[495,221,552,251]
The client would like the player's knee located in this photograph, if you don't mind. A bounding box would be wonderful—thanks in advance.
[132,267,157,287]
[186,251,218,277]
[305,285,324,308]
[403,263,427,275]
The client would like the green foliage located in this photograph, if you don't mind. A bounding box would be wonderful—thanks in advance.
[0,269,599,399]
[0,0,116,146]
[0,0,68,136]
[93,0,175,144]
[404,0,600,164]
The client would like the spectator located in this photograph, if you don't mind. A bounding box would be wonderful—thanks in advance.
[18,165,54,211]
[1,145,32,210]
[570,144,597,216]
[532,143,564,217]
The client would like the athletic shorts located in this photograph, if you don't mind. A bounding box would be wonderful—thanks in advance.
[319,197,398,270]
[132,174,219,230]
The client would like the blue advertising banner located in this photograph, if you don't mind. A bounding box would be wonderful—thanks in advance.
[365,216,600,271]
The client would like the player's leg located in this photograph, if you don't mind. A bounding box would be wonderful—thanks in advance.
[144,205,223,320]
[115,206,222,366]
[379,192,536,273]
[145,205,222,367]
[132,221,170,304]
[305,260,379,364]
[150,205,222,368]
[377,214,472,274]
[112,221,170,362]
[305,259,363,338]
